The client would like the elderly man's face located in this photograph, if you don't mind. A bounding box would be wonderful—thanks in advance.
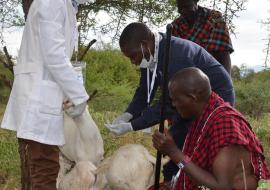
[177,0,198,23]
[169,82,196,120]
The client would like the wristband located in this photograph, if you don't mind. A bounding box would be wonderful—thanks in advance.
[177,155,191,169]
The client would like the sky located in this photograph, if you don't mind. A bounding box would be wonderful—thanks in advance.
[1,0,270,69]
[229,0,270,69]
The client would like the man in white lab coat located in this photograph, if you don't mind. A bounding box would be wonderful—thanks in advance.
[0,0,92,189]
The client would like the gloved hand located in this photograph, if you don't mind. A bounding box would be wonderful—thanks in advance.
[65,101,87,118]
[105,122,133,136]
[112,112,133,124]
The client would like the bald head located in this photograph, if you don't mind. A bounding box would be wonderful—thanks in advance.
[168,67,211,119]
[169,67,211,103]
[119,22,153,50]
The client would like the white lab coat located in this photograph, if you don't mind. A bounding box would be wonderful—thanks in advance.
[1,0,89,145]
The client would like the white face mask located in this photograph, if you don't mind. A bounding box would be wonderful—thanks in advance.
[76,0,92,4]
[139,44,154,69]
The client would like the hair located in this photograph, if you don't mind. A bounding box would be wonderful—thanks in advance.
[178,0,199,3]
[119,22,152,49]
[169,67,211,102]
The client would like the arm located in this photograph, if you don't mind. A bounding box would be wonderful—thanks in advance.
[131,94,175,131]
[208,10,233,75]
[212,51,231,75]
[130,101,161,131]
[38,0,88,105]
[126,68,148,118]
[108,68,166,132]
[153,131,241,189]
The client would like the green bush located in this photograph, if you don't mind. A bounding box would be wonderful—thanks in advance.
[234,70,270,119]
[248,114,270,166]
[84,49,139,112]
[0,53,13,104]
[1,49,270,189]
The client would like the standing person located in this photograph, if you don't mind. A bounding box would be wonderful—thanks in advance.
[105,22,235,182]
[0,0,92,189]
[153,67,270,189]
[172,0,233,74]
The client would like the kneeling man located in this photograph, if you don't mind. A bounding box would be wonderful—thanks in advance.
[153,67,270,189]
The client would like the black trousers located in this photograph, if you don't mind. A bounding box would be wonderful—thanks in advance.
[162,119,191,181]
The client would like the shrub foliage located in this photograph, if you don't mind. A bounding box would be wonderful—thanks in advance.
[235,70,270,119]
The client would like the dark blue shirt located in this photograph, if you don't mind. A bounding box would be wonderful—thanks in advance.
[127,33,235,130]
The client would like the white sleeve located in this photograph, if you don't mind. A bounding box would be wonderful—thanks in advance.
[38,0,89,105]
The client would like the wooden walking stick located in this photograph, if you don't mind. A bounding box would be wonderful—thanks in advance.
[154,24,173,190]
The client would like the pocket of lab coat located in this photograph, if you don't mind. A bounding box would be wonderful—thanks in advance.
[18,104,64,145]
[39,80,64,115]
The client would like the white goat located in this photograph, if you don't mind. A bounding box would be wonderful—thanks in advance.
[57,108,165,190]
[60,108,104,164]
[58,161,97,190]
[57,108,104,189]
[94,144,159,190]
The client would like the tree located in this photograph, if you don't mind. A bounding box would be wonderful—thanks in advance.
[235,70,270,119]
[0,0,24,44]
[231,65,241,80]
[76,0,176,46]
[263,37,270,70]
[0,0,26,90]
[78,0,248,45]
[240,63,255,77]
[0,0,250,89]
[202,0,248,34]
[261,8,270,70]
[1,0,249,48]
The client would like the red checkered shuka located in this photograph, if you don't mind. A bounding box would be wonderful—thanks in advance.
[176,92,270,189]
[172,6,234,54]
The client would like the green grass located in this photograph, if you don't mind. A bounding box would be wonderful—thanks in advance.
[0,107,158,190]
[258,180,270,190]
[0,50,270,189]
[249,114,270,166]
[0,129,20,190]
[0,104,21,189]
[1,107,270,189]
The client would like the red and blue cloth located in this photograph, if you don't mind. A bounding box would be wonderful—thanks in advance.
[172,6,234,54]
[176,92,270,189]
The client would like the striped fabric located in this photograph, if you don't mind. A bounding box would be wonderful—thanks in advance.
[172,6,234,54]
[176,92,270,189]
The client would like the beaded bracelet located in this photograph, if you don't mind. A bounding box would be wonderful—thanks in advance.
[177,155,191,169]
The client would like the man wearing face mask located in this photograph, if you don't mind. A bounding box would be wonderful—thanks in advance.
[172,0,234,74]
[106,22,235,183]
[0,0,93,189]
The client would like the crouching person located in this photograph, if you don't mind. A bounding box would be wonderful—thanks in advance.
[153,67,270,189]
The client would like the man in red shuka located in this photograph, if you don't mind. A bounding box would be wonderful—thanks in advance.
[153,67,270,189]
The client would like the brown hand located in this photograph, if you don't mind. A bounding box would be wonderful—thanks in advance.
[152,129,180,157]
